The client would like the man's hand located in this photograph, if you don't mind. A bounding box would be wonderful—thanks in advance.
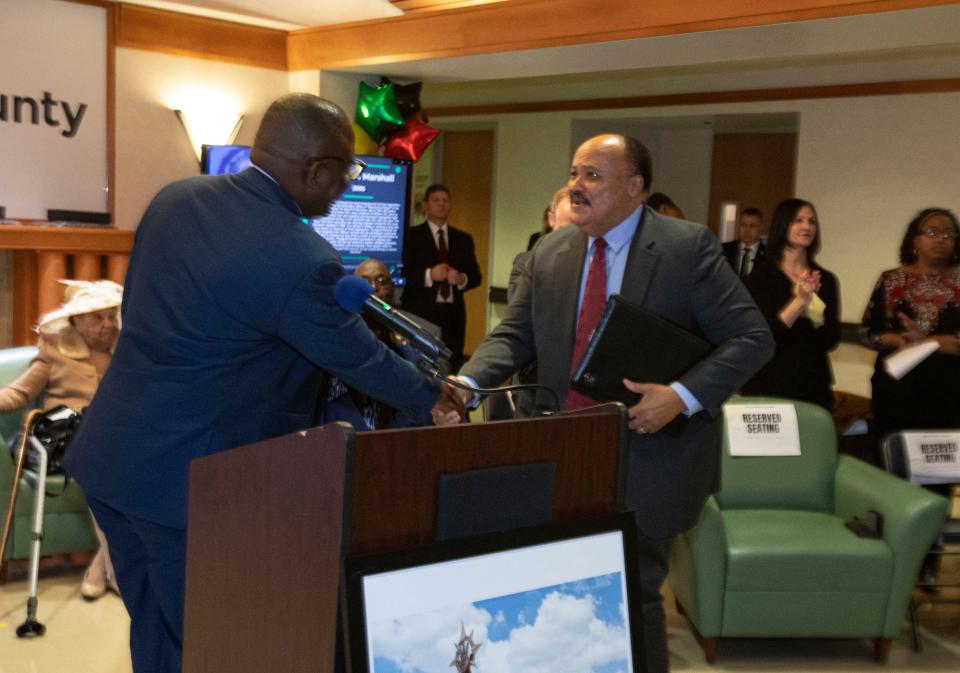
[445,266,461,286]
[431,379,468,426]
[622,380,686,434]
[430,263,450,282]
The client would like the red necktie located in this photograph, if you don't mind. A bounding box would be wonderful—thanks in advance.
[437,227,450,300]
[566,237,607,410]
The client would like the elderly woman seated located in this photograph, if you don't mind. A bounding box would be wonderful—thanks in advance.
[0,279,122,600]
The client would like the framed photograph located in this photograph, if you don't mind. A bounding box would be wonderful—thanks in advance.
[342,514,643,673]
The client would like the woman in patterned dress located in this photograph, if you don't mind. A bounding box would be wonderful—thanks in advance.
[861,208,960,442]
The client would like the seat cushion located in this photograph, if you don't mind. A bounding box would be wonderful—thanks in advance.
[16,471,92,514]
[723,509,894,592]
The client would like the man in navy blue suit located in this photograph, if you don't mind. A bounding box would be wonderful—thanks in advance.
[63,95,442,673]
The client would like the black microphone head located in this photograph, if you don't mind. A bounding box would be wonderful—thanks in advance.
[334,274,374,313]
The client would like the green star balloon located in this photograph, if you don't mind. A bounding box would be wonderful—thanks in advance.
[355,81,404,143]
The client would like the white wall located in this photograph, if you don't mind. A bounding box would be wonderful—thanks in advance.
[796,93,960,397]
[114,49,290,229]
[796,93,960,321]
[114,60,389,228]
[650,128,713,224]
[490,114,574,281]
[0,0,108,219]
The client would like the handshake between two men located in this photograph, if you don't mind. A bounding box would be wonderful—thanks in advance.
[429,376,689,436]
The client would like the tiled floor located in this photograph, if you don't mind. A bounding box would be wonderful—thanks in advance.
[1,562,958,673]
[0,565,131,673]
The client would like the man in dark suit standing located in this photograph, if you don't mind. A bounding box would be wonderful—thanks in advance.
[401,184,482,372]
[439,135,774,673]
[63,95,443,673]
[722,207,766,280]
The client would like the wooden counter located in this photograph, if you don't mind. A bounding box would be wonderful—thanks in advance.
[0,222,134,345]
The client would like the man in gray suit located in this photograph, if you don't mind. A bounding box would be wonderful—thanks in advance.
[439,134,774,672]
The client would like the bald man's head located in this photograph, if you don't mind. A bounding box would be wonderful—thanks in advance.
[250,94,356,218]
[567,134,648,237]
[355,258,394,302]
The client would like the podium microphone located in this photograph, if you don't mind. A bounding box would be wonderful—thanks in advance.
[334,275,452,374]
[334,275,559,413]
[442,376,561,416]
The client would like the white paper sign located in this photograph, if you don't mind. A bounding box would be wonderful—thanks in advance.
[724,403,801,456]
[903,432,960,484]
[0,0,108,219]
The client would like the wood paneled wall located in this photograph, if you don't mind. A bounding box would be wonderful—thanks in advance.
[429,79,960,117]
[440,130,494,357]
[287,0,957,70]
[707,133,798,236]
[114,3,287,69]
[94,1,957,73]
[0,225,133,346]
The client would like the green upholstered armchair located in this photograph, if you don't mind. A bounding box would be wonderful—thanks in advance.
[0,346,97,580]
[669,397,948,664]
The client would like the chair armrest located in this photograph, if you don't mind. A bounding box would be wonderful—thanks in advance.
[669,496,726,636]
[0,433,12,487]
[834,455,947,635]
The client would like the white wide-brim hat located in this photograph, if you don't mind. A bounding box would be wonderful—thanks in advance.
[37,280,124,335]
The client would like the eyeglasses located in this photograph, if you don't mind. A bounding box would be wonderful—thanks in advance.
[362,274,393,289]
[317,156,366,181]
[920,228,958,240]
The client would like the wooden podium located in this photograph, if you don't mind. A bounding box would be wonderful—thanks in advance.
[182,404,627,673]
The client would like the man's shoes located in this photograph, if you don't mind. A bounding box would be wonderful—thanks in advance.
[80,568,106,601]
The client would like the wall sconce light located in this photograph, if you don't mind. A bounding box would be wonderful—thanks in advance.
[174,108,244,163]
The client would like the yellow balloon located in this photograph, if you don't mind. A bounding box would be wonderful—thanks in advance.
[352,123,380,155]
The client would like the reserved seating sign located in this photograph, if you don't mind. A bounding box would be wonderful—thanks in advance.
[723,403,801,456]
[902,432,960,484]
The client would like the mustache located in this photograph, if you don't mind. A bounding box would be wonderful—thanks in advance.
[569,189,590,206]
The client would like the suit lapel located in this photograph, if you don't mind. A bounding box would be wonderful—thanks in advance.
[415,223,438,264]
[620,208,660,306]
[549,232,587,383]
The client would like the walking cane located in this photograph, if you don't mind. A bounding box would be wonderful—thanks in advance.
[0,409,43,567]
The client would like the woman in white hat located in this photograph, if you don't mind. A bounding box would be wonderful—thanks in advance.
[0,279,123,600]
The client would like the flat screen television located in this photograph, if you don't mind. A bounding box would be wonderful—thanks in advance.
[342,515,643,673]
[201,146,411,284]
[200,144,251,176]
[309,155,411,284]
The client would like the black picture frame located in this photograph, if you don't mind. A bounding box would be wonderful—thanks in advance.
[341,513,645,673]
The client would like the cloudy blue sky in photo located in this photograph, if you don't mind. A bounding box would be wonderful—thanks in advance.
[368,572,630,673]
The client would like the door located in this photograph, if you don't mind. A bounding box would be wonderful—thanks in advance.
[707,133,797,237]
[440,130,493,359]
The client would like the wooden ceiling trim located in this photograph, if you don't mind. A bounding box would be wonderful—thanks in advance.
[115,3,288,70]
[64,0,115,8]
[389,0,512,12]
[288,0,957,70]
[426,78,960,116]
